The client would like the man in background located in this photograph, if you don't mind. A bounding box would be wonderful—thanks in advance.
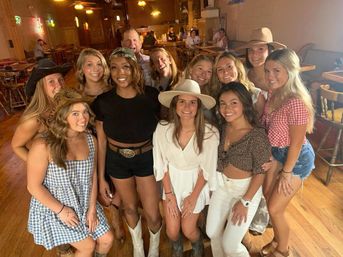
[121,28,152,86]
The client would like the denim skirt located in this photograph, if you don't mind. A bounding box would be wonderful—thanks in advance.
[271,140,315,179]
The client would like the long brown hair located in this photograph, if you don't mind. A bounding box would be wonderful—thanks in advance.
[46,88,94,169]
[168,96,205,153]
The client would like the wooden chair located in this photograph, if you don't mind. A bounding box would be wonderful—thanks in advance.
[0,80,10,115]
[315,84,343,185]
[0,71,27,111]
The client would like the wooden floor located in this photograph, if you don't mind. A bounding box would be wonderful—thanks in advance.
[0,109,342,256]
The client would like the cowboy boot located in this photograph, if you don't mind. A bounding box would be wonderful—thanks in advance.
[147,225,162,257]
[190,233,204,257]
[170,234,183,257]
[111,205,126,243]
[128,217,145,257]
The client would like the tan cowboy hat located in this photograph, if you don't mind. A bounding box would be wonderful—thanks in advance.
[236,27,286,50]
[158,79,216,109]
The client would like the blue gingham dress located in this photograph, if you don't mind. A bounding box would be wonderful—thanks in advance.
[28,133,110,250]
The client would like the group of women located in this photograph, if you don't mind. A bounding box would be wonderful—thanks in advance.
[12,26,315,257]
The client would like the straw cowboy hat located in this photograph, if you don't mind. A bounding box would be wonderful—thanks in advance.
[25,58,72,97]
[158,79,216,109]
[236,27,286,50]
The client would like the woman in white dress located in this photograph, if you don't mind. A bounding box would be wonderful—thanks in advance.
[153,79,219,257]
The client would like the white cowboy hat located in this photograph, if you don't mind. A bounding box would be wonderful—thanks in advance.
[158,79,216,109]
[236,27,286,51]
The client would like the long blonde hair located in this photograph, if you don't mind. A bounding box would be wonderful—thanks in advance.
[184,54,215,97]
[149,48,180,90]
[266,48,315,133]
[20,78,54,125]
[76,48,110,91]
[213,52,255,95]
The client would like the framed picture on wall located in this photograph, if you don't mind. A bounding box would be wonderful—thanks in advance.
[228,0,244,4]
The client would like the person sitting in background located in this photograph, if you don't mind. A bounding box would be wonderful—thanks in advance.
[143,31,157,49]
[167,26,178,42]
[179,26,188,41]
[213,28,228,49]
[34,39,48,61]
[122,28,153,86]
[185,29,201,48]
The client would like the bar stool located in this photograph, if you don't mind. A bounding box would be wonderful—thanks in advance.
[316,84,343,185]
[0,71,27,111]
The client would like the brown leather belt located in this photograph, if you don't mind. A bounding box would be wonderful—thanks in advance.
[108,141,153,158]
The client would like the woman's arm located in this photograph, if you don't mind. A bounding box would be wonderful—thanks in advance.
[162,171,179,218]
[278,124,307,195]
[11,118,40,161]
[95,121,111,202]
[255,92,266,118]
[181,170,206,218]
[27,139,79,227]
[87,135,99,232]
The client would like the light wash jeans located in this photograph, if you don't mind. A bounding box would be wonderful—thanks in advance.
[206,176,262,257]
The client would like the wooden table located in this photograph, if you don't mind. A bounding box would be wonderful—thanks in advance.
[322,70,343,83]
[9,63,35,72]
[195,45,225,55]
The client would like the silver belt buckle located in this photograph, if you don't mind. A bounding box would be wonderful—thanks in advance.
[119,148,136,158]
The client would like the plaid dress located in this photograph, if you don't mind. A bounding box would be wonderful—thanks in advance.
[28,133,110,250]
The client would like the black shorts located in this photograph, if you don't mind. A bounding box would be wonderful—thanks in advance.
[105,146,154,179]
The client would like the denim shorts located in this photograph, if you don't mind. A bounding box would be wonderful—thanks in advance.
[271,140,315,180]
[105,147,153,179]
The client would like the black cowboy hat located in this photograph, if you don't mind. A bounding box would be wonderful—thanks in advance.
[25,58,72,97]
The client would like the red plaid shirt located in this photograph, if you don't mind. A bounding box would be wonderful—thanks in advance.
[262,98,308,147]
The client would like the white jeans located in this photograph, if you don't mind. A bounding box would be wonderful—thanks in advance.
[206,176,262,257]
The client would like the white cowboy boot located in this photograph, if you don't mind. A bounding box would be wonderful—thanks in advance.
[128,217,145,257]
[147,226,162,257]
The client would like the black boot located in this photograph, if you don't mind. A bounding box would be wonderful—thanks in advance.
[171,234,183,257]
[190,233,204,257]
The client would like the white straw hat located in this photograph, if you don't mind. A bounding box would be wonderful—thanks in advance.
[158,79,216,109]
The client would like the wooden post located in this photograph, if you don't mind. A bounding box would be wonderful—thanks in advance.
[0,0,25,60]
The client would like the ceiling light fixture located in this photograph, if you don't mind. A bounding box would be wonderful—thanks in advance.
[74,4,84,10]
[86,9,94,14]
[150,10,161,17]
[138,1,146,7]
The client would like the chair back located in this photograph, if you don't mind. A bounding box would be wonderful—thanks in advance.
[320,84,343,124]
